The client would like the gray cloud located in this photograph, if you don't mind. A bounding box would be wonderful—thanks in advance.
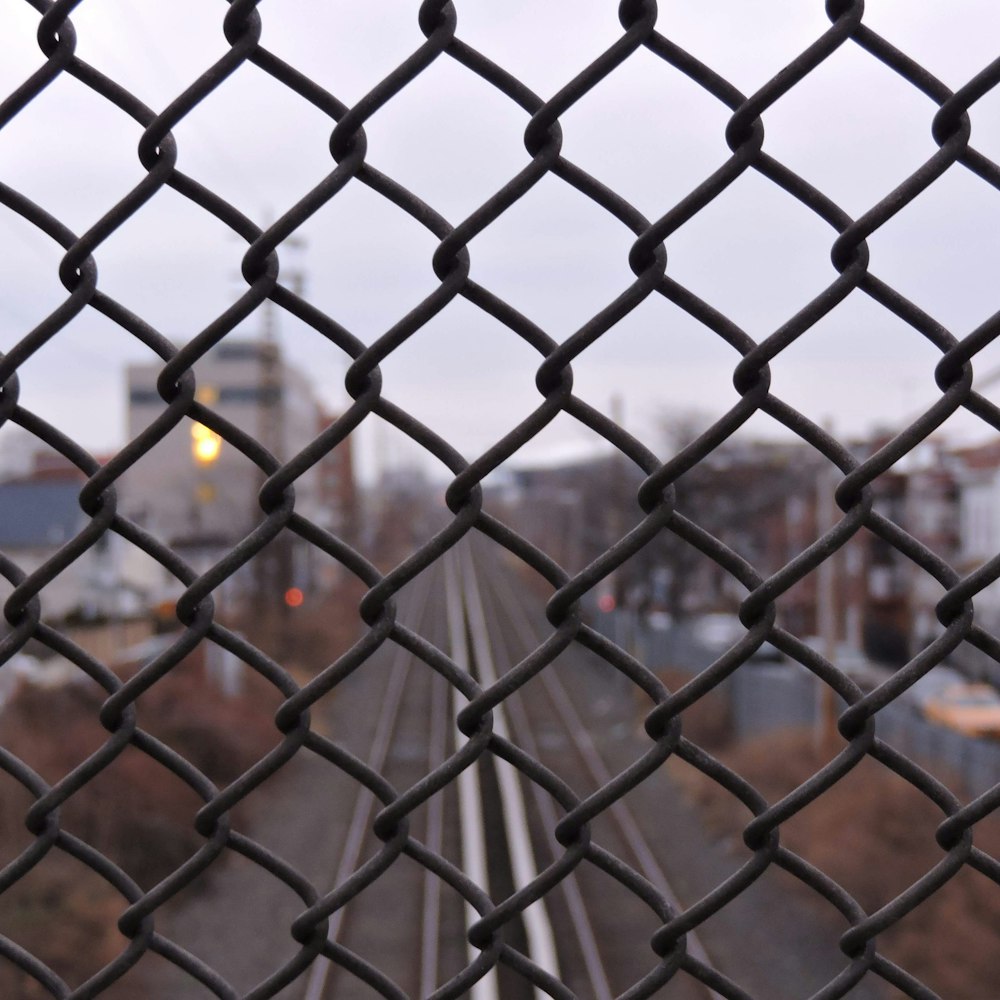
[2,0,999,481]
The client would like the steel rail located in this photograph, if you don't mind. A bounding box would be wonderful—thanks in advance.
[456,543,562,994]
[301,576,435,1000]
[479,545,723,1000]
[444,550,500,1000]
[418,653,450,998]
[463,545,615,1000]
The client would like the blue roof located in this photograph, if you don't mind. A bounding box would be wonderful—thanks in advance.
[0,481,84,548]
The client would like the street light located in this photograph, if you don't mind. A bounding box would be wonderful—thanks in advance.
[191,422,222,465]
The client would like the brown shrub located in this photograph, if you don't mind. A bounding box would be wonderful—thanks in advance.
[0,852,126,1000]
[230,573,365,678]
[0,651,278,993]
[678,728,1000,999]
[653,667,733,753]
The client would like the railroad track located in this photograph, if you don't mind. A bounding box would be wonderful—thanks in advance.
[302,572,464,1000]
[300,542,723,999]
[462,542,722,1000]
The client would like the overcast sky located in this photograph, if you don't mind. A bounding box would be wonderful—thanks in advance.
[2,0,1000,482]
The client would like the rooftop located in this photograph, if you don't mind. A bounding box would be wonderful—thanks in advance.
[0,480,83,548]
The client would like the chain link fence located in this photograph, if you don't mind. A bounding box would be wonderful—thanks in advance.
[1,1,999,997]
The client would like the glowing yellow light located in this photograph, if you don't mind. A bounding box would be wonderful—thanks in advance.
[191,423,222,464]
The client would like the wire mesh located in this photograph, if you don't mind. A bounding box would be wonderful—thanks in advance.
[1,0,999,997]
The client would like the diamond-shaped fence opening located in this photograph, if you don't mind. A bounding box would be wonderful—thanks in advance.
[1,2,999,998]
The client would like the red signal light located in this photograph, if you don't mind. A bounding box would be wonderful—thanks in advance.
[284,587,304,608]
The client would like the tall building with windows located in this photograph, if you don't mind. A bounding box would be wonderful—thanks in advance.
[122,340,354,602]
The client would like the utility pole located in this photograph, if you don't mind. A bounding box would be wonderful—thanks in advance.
[816,420,840,748]
[609,394,630,647]
[253,232,305,650]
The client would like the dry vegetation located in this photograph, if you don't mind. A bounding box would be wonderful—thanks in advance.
[671,722,1000,999]
[0,654,278,998]
[655,668,734,752]
[231,573,366,680]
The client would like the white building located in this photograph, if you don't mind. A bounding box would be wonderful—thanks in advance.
[953,439,1000,682]
[0,478,128,623]
[958,443,1000,594]
[122,339,327,601]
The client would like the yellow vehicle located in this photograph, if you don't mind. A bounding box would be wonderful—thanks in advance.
[924,683,1000,740]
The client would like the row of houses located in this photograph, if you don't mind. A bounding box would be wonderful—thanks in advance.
[7,352,1000,685]
[501,432,1000,681]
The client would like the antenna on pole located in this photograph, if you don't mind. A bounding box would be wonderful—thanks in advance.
[259,226,306,349]
[254,214,307,652]
[256,220,307,461]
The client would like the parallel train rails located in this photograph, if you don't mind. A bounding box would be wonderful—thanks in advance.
[302,543,719,999]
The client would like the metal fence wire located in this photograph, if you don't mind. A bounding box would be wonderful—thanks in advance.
[2,1,1000,998]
